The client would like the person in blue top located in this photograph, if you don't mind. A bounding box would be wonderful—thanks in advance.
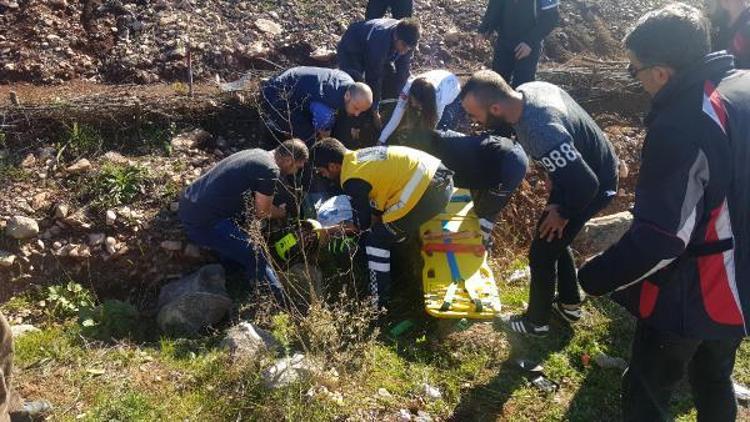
[178,139,309,300]
[260,66,373,146]
[337,18,421,116]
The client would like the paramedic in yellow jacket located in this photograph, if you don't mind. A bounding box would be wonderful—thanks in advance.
[311,138,454,308]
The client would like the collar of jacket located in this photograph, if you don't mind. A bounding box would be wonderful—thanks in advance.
[645,52,735,125]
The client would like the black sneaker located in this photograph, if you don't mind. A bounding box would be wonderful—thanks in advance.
[552,301,583,323]
[500,314,549,338]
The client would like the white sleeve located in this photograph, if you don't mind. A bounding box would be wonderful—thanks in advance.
[434,74,461,125]
[378,97,407,144]
[378,80,413,144]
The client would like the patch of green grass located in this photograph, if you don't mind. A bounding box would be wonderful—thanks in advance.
[81,162,149,209]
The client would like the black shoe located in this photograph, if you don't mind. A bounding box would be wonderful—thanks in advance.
[552,301,583,324]
[500,314,549,338]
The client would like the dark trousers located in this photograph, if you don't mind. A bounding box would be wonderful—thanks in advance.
[183,218,284,299]
[437,96,469,132]
[365,0,413,19]
[365,169,454,307]
[526,192,613,325]
[492,39,542,88]
[623,322,741,422]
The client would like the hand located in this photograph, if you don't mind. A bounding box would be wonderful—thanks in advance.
[351,128,361,140]
[316,129,331,140]
[373,110,382,128]
[270,203,287,220]
[514,42,532,60]
[538,205,568,242]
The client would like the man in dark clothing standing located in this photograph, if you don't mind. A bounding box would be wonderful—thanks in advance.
[578,4,750,421]
[366,0,413,19]
[337,18,421,113]
[406,130,529,247]
[260,66,373,146]
[712,0,750,69]
[460,70,619,337]
[179,140,309,300]
[477,0,560,87]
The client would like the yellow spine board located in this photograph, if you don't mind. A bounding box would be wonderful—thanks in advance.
[420,189,502,319]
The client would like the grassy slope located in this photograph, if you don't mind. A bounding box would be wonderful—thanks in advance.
[6,262,749,421]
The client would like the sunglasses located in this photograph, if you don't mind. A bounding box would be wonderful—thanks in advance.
[627,63,659,79]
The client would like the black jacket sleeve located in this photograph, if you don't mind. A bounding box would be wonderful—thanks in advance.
[342,178,374,230]
[578,125,706,296]
[522,0,560,45]
[478,0,505,34]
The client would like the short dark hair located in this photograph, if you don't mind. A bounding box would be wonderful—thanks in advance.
[395,18,421,47]
[459,70,515,105]
[624,3,711,72]
[311,138,346,167]
[276,138,309,161]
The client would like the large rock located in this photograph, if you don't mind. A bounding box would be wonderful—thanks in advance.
[573,211,633,256]
[221,322,279,360]
[156,264,232,336]
[170,129,211,151]
[5,216,40,239]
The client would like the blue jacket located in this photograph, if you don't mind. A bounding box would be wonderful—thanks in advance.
[261,66,353,142]
[579,53,750,339]
[337,18,412,106]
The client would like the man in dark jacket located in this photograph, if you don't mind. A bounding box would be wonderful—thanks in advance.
[260,67,373,146]
[578,4,750,421]
[460,70,619,337]
[713,0,750,69]
[337,18,420,111]
[477,0,560,87]
[366,0,413,19]
[406,130,529,247]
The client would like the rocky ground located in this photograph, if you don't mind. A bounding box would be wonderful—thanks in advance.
[0,0,702,84]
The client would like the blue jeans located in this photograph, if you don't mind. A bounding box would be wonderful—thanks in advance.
[184,218,283,298]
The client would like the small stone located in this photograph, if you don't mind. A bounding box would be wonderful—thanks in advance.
[423,383,442,400]
[10,325,39,338]
[262,353,321,389]
[160,240,182,252]
[117,206,133,219]
[309,47,335,62]
[0,251,16,268]
[65,158,92,174]
[31,192,51,211]
[183,243,201,259]
[20,153,36,168]
[54,203,70,219]
[88,233,105,247]
[254,19,283,35]
[103,151,129,164]
[170,129,211,151]
[415,411,434,422]
[378,388,392,398]
[105,210,117,225]
[5,216,39,239]
[105,237,118,255]
[221,322,279,359]
[397,409,412,422]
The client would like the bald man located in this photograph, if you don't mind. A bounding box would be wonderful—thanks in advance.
[260,66,373,147]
